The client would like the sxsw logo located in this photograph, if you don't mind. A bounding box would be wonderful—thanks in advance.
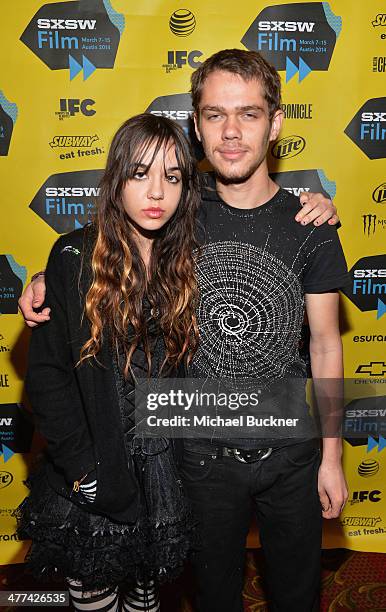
[343,397,386,448]
[55,98,96,120]
[0,256,26,315]
[241,2,342,83]
[0,92,18,156]
[145,93,204,160]
[341,255,386,319]
[20,0,125,80]
[0,404,34,456]
[367,435,386,453]
[29,169,103,233]
[345,98,386,159]
[270,168,336,199]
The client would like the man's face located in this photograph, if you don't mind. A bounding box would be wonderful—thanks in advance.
[194,70,282,184]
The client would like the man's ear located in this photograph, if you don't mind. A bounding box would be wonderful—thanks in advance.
[269,109,284,142]
[193,112,202,142]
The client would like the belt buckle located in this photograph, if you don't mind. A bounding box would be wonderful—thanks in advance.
[233,447,273,463]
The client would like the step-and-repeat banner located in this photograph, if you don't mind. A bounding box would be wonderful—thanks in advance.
[0,1,385,563]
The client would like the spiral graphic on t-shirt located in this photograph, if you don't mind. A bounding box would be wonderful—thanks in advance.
[192,241,304,382]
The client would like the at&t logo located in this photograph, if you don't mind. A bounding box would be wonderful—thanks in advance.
[358,459,380,477]
[169,9,196,36]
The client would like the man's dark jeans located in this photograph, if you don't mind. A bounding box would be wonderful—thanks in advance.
[181,439,322,612]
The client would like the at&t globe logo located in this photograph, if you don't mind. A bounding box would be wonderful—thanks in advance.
[169,9,196,36]
[358,459,380,478]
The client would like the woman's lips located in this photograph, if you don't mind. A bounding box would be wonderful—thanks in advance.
[142,208,165,219]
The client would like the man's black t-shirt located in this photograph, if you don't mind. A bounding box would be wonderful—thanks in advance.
[187,174,349,448]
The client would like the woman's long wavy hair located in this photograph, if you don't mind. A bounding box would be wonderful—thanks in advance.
[80,113,200,376]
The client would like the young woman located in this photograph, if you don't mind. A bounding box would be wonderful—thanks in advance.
[16,113,200,611]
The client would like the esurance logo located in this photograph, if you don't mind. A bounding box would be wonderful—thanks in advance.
[373,183,386,203]
[271,135,305,159]
[0,256,26,315]
[0,92,18,156]
[20,0,125,80]
[241,3,342,83]
[270,169,336,199]
[0,472,13,490]
[29,170,103,234]
[342,255,386,320]
[145,93,204,160]
[345,99,386,160]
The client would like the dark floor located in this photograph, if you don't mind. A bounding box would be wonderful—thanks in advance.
[1,549,385,611]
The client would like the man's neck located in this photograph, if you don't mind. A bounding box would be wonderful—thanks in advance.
[215,165,279,210]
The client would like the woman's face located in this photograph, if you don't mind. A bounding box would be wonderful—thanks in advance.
[122,141,182,231]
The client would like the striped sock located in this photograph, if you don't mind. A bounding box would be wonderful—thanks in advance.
[121,580,160,612]
[66,578,119,611]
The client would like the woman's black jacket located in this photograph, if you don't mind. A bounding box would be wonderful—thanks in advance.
[26,227,142,523]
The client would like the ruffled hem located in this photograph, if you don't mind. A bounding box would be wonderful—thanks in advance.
[14,471,198,591]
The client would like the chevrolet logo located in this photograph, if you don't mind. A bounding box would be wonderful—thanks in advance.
[356,362,386,376]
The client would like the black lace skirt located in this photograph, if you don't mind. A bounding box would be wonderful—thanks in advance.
[15,438,197,591]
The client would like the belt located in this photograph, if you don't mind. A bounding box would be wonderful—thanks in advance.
[185,444,273,464]
[223,446,273,463]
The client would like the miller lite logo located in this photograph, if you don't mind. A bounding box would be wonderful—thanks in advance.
[271,135,305,159]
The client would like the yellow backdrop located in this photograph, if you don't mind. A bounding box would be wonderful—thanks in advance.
[0,1,385,564]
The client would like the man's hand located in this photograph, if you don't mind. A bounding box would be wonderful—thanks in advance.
[18,275,50,328]
[296,192,339,226]
[318,459,348,519]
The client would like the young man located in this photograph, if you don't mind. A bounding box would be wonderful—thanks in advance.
[179,49,348,612]
[19,50,345,611]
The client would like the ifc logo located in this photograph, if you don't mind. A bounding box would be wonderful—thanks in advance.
[358,459,380,477]
[169,9,196,36]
